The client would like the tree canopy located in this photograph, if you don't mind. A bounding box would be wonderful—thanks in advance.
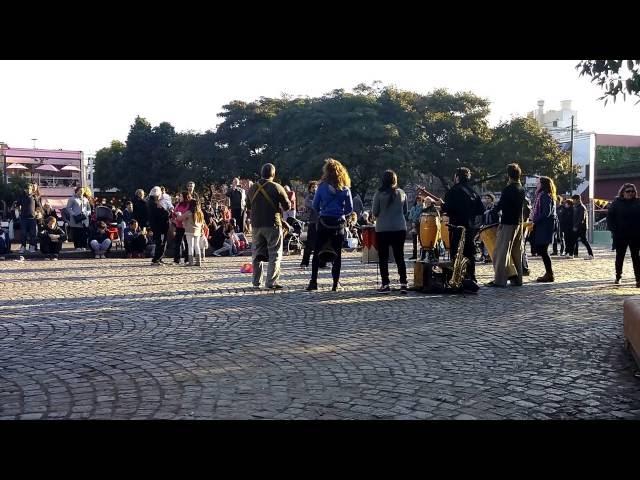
[93,84,575,198]
[577,60,640,104]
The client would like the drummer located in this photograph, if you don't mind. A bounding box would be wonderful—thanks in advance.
[486,163,527,288]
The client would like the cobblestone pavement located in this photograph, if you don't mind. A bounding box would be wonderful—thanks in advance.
[1,244,639,420]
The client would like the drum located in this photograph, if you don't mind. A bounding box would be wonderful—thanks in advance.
[441,215,451,250]
[361,225,395,264]
[478,223,499,260]
[419,214,440,249]
[479,223,517,277]
[361,225,378,263]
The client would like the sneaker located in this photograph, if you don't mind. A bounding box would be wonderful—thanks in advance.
[94,254,100,259]
[52,256,59,261]
[332,282,343,292]
[377,284,391,293]
[268,284,283,290]
[0,256,5,261]
[305,282,318,291]
[14,256,25,262]
[536,273,555,283]
[29,245,36,253]
[408,256,417,261]
[251,285,261,290]
[585,255,594,260]
[100,254,105,259]
[485,281,506,288]
[19,246,26,254]
[400,284,408,294]
[151,261,163,266]
[75,247,84,252]
[614,277,621,285]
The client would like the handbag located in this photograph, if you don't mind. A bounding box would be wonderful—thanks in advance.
[73,213,87,223]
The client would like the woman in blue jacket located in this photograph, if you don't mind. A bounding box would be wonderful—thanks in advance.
[531,176,557,282]
[306,158,353,291]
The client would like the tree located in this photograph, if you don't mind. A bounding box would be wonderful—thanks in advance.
[577,60,640,104]
[482,117,578,193]
[93,140,125,191]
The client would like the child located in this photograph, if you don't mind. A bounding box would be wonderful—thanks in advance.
[89,221,112,258]
[123,219,147,258]
[145,229,156,258]
[180,199,205,266]
[39,216,67,260]
[0,226,11,260]
[213,223,239,257]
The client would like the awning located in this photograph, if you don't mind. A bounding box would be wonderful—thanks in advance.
[6,163,28,170]
[35,164,60,172]
[60,165,81,172]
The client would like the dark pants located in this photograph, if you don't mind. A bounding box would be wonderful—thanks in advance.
[152,233,167,262]
[552,230,564,255]
[562,229,574,256]
[71,227,87,249]
[572,227,593,257]
[411,222,419,257]
[310,218,344,285]
[615,237,640,281]
[20,218,38,248]
[449,226,476,281]
[125,236,147,254]
[535,243,553,275]
[173,227,189,262]
[301,222,317,267]
[377,230,408,286]
[232,208,246,233]
[40,237,62,256]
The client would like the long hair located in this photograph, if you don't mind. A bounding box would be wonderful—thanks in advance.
[617,183,637,199]
[537,176,557,199]
[189,199,204,225]
[321,158,351,190]
[379,169,399,206]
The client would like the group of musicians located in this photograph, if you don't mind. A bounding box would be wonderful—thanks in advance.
[247,158,558,291]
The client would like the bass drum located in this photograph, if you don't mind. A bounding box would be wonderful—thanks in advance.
[441,215,451,250]
[478,223,499,260]
[419,214,440,249]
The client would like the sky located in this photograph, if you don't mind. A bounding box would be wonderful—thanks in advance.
[1,60,638,156]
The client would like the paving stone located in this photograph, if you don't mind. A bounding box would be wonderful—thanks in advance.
[0,245,638,419]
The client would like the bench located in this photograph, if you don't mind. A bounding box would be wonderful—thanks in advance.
[623,297,640,370]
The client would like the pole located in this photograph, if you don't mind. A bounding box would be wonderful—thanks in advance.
[569,115,574,195]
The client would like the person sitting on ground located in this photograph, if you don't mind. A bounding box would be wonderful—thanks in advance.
[210,221,226,251]
[145,228,156,258]
[213,222,240,257]
[123,219,147,258]
[38,216,67,261]
[0,226,12,260]
[89,221,112,259]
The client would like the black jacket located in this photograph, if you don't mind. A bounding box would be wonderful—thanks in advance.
[492,182,526,225]
[558,205,573,232]
[572,203,588,231]
[17,192,41,219]
[39,225,67,243]
[607,197,640,240]
[132,198,148,227]
[148,202,170,234]
[91,230,110,243]
[442,182,482,229]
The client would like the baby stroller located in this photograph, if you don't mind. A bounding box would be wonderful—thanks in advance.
[95,205,123,250]
[284,216,305,255]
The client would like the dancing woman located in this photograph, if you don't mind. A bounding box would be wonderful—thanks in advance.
[306,159,353,291]
[531,176,557,283]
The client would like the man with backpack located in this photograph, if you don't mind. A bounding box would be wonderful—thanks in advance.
[487,163,527,287]
[439,167,484,283]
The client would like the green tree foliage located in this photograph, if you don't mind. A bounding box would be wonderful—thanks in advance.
[595,145,640,174]
[93,85,576,199]
[577,60,640,104]
[481,117,575,191]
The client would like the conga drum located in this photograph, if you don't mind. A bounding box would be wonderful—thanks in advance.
[478,223,499,260]
[441,215,451,250]
[419,213,440,249]
[361,225,378,263]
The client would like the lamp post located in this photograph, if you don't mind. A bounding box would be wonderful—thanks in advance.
[569,115,574,195]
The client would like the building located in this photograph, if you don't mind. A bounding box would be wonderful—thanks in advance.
[1,144,86,212]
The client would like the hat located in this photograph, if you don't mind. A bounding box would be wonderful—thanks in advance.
[149,186,162,197]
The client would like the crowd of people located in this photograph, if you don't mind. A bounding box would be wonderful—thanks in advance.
[2,162,639,290]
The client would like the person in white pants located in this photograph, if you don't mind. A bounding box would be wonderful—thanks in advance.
[178,199,204,266]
